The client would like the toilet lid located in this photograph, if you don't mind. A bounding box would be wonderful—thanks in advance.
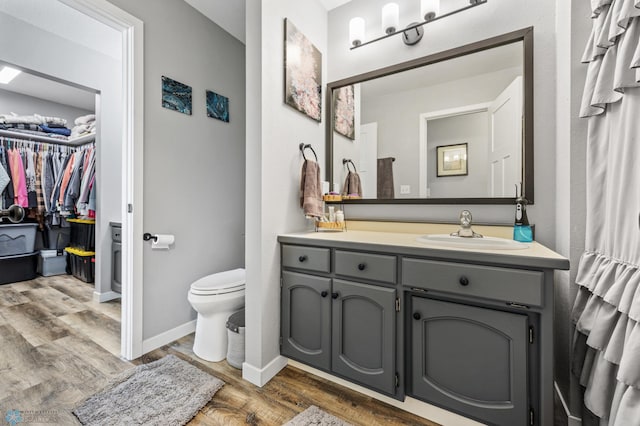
[190,268,246,294]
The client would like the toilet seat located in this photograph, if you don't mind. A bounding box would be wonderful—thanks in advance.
[190,268,245,296]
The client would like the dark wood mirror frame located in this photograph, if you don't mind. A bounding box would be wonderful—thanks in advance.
[325,27,534,205]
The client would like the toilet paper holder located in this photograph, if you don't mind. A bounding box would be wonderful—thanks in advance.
[143,232,157,242]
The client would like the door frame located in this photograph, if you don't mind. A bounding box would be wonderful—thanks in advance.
[59,0,144,360]
[418,103,490,198]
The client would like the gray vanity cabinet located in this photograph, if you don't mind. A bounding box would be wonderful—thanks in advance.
[280,244,399,397]
[279,234,568,426]
[332,279,396,395]
[411,296,530,426]
[281,271,331,370]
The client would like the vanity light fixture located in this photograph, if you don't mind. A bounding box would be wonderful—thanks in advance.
[348,0,487,50]
[381,3,400,34]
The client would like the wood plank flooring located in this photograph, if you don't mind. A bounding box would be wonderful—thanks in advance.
[0,275,439,425]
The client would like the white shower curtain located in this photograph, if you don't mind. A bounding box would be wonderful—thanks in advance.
[572,0,640,424]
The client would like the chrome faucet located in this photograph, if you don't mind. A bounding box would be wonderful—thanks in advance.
[450,210,483,238]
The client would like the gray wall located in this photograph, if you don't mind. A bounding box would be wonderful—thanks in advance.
[0,88,93,127]
[106,0,246,339]
[427,111,488,198]
[245,0,328,377]
[328,0,559,247]
[554,0,590,418]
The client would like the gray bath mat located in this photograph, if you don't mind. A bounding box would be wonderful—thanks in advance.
[284,405,352,426]
[73,354,223,426]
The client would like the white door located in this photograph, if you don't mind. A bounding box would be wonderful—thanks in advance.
[359,123,378,198]
[488,76,523,197]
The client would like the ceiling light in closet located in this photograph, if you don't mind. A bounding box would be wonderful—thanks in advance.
[0,67,21,84]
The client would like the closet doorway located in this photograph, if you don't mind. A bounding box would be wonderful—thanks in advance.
[0,0,144,360]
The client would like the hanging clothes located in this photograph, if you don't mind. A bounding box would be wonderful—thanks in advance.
[0,145,14,209]
[8,148,28,207]
[572,1,640,424]
[0,135,96,221]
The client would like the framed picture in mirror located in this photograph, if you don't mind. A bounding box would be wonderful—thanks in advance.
[334,85,355,139]
[437,143,468,177]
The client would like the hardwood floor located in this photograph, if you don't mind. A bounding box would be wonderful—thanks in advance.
[0,275,437,425]
[0,275,126,425]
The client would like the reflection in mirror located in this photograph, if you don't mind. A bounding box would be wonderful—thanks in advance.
[327,28,533,205]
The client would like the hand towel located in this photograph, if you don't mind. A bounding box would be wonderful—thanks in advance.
[377,157,395,199]
[300,160,323,218]
[341,171,362,197]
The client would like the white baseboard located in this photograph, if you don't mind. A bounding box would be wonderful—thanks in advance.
[142,320,196,354]
[554,381,582,426]
[242,355,288,387]
[288,360,482,426]
[93,290,121,303]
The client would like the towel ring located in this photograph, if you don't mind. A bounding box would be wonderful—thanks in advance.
[342,158,357,173]
[299,143,318,162]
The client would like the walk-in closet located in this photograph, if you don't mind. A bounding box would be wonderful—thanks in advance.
[0,71,122,359]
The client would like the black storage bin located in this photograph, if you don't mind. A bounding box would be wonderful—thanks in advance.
[0,252,38,285]
[46,225,71,250]
[64,247,95,283]
[67,219,95,251]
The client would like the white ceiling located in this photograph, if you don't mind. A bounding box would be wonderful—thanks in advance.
[185,0,353,45]
[185,0,247,44]
[0,0,121,60]
[0,0,114,111]
[0,64,96,111]
[319,0,353,10]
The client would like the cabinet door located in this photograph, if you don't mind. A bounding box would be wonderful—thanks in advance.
[411,297,528,426]
[332,279,396,395]
[281,271,331,370]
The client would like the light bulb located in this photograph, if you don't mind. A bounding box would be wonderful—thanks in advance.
[349,17,365,47]
[381,3,399,35]
[420,0,440,21]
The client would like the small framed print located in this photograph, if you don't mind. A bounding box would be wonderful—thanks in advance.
[161,76,192,115]
[436,143,468,177]
[206,90,229,122]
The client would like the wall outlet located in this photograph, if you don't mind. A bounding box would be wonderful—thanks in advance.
[400,185,411,195]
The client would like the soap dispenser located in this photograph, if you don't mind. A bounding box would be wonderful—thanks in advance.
[513,184,533,242]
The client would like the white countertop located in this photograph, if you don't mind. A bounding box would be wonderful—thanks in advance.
[278,227,569,270]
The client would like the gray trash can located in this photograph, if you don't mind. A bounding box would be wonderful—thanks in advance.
[226,309,245,369]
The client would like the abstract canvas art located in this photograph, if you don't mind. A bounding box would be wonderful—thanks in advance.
[162,76,192,115]
[206,90,230,122]
[333,85,355,139]
[284,18,322,122]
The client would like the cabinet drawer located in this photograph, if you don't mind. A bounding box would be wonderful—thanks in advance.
[282,245,330,273]
[402,258,543,307]
[335,250,396,283]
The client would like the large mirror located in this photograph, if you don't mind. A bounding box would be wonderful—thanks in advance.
[326,27,533,204]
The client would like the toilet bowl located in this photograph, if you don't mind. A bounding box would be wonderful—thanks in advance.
[187,268,245,362]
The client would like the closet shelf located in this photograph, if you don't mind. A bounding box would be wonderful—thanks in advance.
[0,129,95,146]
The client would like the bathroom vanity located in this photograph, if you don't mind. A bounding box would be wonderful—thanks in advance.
[278,227,569,426]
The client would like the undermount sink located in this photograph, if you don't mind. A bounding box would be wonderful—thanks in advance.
[416,234,530,250]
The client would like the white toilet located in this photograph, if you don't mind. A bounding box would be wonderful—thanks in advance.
[187,268,245,362]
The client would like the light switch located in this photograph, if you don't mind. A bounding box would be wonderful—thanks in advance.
[400,185,411,195]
